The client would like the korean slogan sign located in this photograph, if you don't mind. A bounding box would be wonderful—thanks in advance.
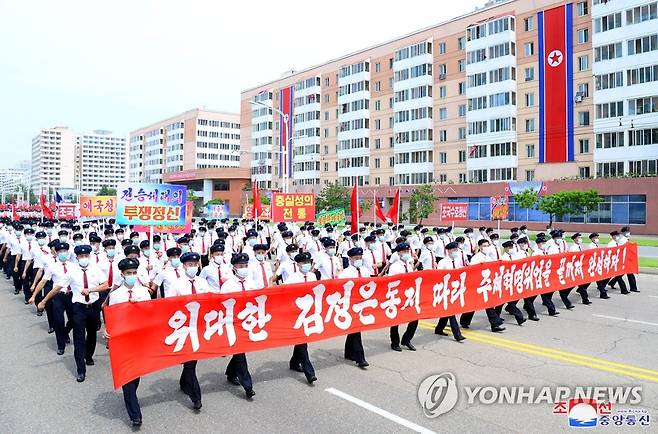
[440,203,468,221]
[316,208,346,226]
[105,244,638,388]
[116,183,187,226]
[134,201,194,234]
[79,195,116,217]
[491,195,509,220]
[271,193,315,222]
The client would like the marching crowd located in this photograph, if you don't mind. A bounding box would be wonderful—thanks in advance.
[0,217,639,426]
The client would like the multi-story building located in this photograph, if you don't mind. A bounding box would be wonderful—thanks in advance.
[592,0,658,177]
[31,127,77,194]
[240,0,658,232]
[129,108,241,183]
[75,130,127,195]
[0,161,31,201]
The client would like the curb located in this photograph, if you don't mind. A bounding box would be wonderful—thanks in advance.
[640,267,658,275]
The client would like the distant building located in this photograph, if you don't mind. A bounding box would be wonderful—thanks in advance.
[75,130,127,195]
[31,127,77,194]
[0,160,31,201]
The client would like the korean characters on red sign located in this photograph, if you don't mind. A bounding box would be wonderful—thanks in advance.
[272,193,315,222]
[116,183,187,226]
[440,203,468,221]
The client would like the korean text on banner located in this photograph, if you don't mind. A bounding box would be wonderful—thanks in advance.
[116,183,187,226]
[79,195,116,217]
[57,203,78,220]
[316,208,346,226]
[440,203,468,221]
[106,244,638,388]
[271,193,315,222]
[243,204,271,220]
[134,201,193,234]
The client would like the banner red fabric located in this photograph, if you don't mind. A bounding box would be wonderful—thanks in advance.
[106,244,638,388]
[374,196,387,223]
[252,182,260,218]
[440,203,468,221]
[40,194,54,219]
[11,203,19,221]
[350,183,359,234]
[388,188,400,225]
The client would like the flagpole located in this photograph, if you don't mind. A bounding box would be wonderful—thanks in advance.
[372,190,375,224]
[396,187,401,226]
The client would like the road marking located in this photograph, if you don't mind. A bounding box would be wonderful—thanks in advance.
[648,296,658,299]
[325,387,437,434]
[417,321,658,383]
[592,314,658,327]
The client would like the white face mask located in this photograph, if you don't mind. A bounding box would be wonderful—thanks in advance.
[213,255,224,265]
[449,251,460,259]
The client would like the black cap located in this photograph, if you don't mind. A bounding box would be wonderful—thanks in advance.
[121,239,132,247]
[118,258,140,271]
[231,253,250,265]
[395,242,410,252]
[517,237,529,244]
[180,252,200,263]
[152,234,161,242]
[177,236,190,244]
[286,243,299,253]
[102,239,117,247]
[610,230,619,237]
[464,228,473,234]
[519,225,528,231]
[56,242,70,251]
[445,241,459,250]
[571,233,582,240]
[502,241,514,249]
[210,244,224,253]
[455,236,465,243]
[423,236,434,244]
[24,228,35,235]
[89,235,102,243]
[246,229,258,238]
[477,239,490,247]
[139,240,150,249]
[282,231,293,238]
[347,247,363,257]
[294,252,312,263]
[72,233,84,240]
[58,230,68,236]
[550,230,561,238]
[253,244,268,252]
[35,231,47,238]
[124,245,140,256]
[323,239,336,247]
[364,235,376,242]
[73,244,92,255]
[166,247,182,257]
[47,239,60,249]
[621,226,629,233]
[589,233,599,240]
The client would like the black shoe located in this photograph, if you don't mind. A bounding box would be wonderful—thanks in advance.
[306,375,317,384]
[548,311,560,316]
[630,289,640,293]
[289,363,304,373]
[65,336,71,344]
[36,310,43,317]
[528,315,540,321]
[460,324,470,329]
[245,388,256,399]
[76,373,85,383]
[583,299,592,305]
[24,301,29,305]
[57,348,65,355]
[402,342,416,351]
[47,327,54,334]
[600,294,611,299]
[85,358,95,366]
[621,290,630,295]
[14,290,19,295]
[455,336,466,342]
[435,329,448,336]
[192,400,202,410]
[344,354,355,362]
[131,419,142,427]
[227,376,240,386]
[517,317,527,326]
[566,304,575,310]
[390,344,402,352]
[357,360,369,368]
[491,326,506,333]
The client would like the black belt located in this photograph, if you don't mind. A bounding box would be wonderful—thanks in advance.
[75,302,96,308]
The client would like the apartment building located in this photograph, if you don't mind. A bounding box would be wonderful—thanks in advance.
[75,130,127,194]
[129,108,241,183]
[31,127,77,193]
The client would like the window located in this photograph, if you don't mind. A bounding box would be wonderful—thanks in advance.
[627,64,658,86]
[579,166,591,178]
[525,118,535,132]
[524,42,534,56]
[459,173,467,183]
[375,62,381,72]
[439,42,446,54]
[439,86,447,98]
[458,127,466,139]
[626,2,658,25]
[457,59,465,72]
[629,159,658,176]
[439,152,447,164]
[594,12,622,33]
[375,158,380,168]
[578,111,590,126]
[578,55,589,71]
[457,37,465,50]
[526,144,535,158]
[577,83,589,98]
[439,107,447,120]
[525,67,534,81]
[526,170,535,181]
[628,96,658,115]
[577,1,588,16]
[627,34,658,56]
[374,119,381,130]
[525,93,535,107]
[375,81,381,92]
[595,42,623,62]
[629,128,658,146]
[389,157,394,167]
[489,142,517,157]
[596,161,625,177]
[458,82,465,95]
[524,16,534,31]
[439,130,447,142]
[577,28,589,44]
[458,150,466,162]
[596,101,624,119]
[596,132,624,148]
[375,138,381,149]
[579,139,590,153]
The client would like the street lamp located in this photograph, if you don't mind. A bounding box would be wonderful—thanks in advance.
[249,100,293,193]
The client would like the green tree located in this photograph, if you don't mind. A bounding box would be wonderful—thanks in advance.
[97,185,117,196]
[513,188,540,210]
[537,190,603,228]
[316,181,351,212]
[205,198,225,206]
[408,184,435,224]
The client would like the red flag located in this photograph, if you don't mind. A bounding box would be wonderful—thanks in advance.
[40,194,53,219]
[252,182,260,218]
[350,182,359,234]
[11,202,19,221]
[387,188,400,225]
[374,196,387,223]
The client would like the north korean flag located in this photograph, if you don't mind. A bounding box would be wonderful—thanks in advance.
[538,3,574,163]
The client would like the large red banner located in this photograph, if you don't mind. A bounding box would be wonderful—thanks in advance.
[440,203,468,221]
[106,244,638,388]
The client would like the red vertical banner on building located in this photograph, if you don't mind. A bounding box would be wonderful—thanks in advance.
[538,3,574,163]
[279,86,294,179]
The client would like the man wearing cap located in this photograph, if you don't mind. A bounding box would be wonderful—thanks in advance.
[17,227,39,303]
[362,235,382,276]
[137,240,161,296]
[107,258,151,426]
[274,243,301,283]
[530,236,559,317]
[617,227,639,293]
[435,242,466,341]
[606,231,631,294]
[9,224,25,294]
[220,253,257,399]
[316,239,342,280]
[29,233,57,328]
[496,240,528,325]
[337,247,370,368]
[338,233,360,269]
[249,244,273,289]
[418,236,437,270]
[152,247,185,299]
[38,244,106,382]
[567,233,592,305]
[305,229,323,260]
[200,244,232,292]
[387,243,418,352]
[282,252,318,383]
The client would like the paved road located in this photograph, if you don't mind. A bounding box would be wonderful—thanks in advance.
[1,276,657,433]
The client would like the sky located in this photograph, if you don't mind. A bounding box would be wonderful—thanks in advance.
[0,0,483,169]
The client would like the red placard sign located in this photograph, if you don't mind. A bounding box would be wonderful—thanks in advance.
[243,204,271,220]
[440,203,468,221]
[57,203,78,220]
[106,244,638,388]
[271,193,315,222]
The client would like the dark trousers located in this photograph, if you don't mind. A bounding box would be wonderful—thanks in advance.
[558,288,574,308]
[201,254,209,268]
[122,378,142,421]
[344,333,366,363]
[523,296,538,317]
[22,262,34,302]
[608,275,628,293]
[435,316,462,338]
[596,279,609,296]
[460,308,502,328]
[342,257,349,269]
[12,259,24,292]
[290,344,315,379]
[33,273,55,329]
[4,254,14,279]
[575,283,591,302]
[52,292,74,351]
[390,320,419,346]
[180,361,202,402]
[225,354,252,391]
[72,301,100,375]
[626,274,638,291]
[540,293,557,314]
[504,301,526,324]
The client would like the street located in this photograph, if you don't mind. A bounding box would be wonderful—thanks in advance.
[1,275,656,434]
